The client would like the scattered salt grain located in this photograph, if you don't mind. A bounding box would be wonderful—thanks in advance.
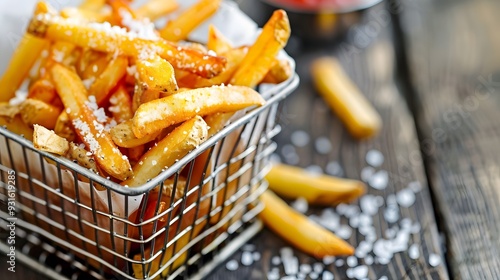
[322,270,334,280]
[309,272,319,279]
[323,256,335,265]
[369,170,389,190]
[347,256,358,267]
[408,181,422,193]
[253,252,261,261]
[226,260,239,271]
[373,239,393,260]
[429,253,441,267]
[408,244,420,260]
[386,194,397,206]
[305,165,323,176]
[284,153,300,165]
[360,195,380,216]
[360,166,375,182]
[335,259,344,267]
[290,130,310,147]
[270,153,282,163]
[313,263,323,273]
[326,161,343,176]
[351,265,368,279]
[397,189,416,208]
[241,251,253,266]
[384,206,399,223]
[343,205,361,218]
[411,222,421,234]
[280,247,293,258]
[281,144,296,157]
[364,255,374,265]
[300,264,312,274]
[315,137,332,154]
[243,244,255,251]
[366,149,384,167]
[283,256,299,275]
[377,257,391,265]
[335,225,353,240]
[272,256,281,265]
[267,270,279,280]
[379,276,388,280]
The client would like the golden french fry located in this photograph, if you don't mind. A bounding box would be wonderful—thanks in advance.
[54,111,76,142]
[0,115,34,141]
[107,0,137,26]
[109,85,133,122]
[50,63,132,180]
[136,0,179,21]
[134,54,178,110]
[0,102,21,119]
[160,0,221,42]
[230,10,290,88]
[88,56,128,105]
[266,163,366,205]
[19,98,62,129]
[132,85,265,138]
[0,34,48,102]
[60,7,109,22]
[122,116,208,187]
[259,190,354,257]
[33,124,69,156]
[28,13,226,78]
[49,41,77,66]
[110,119,160,148]
[207,24,232,53]
[261,58,292,84]
[311,57,382,139]
[79,54,109,81]
[127,145,145,162]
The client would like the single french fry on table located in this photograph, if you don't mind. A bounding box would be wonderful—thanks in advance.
[33,124,69,156]
[132,85,265,138]
[311,57,382,139]
[160,0,221,42]
[136,0,179,21]
[230,9,290,88]
[259,190,355,257]
[28,13,226,79]
[50,63,132,181]
[111,119,160,148]
[266,163,366,205]
[122,116,208,187]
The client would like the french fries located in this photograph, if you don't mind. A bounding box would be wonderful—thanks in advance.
[311,57,382,139]
[19,98,61,129]
[111,119,160,148]
[259,190,355,257]
[132,85,265,138]
[136,0,179,21]
[28,13,226,79]
[230,10,290,88]
[160,0,221,42]
[50,63,132,180]
[266,163,366,205]
[88,56,128,104]
[122,116,208,187]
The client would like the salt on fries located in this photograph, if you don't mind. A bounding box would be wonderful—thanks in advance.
[0,0,299,276]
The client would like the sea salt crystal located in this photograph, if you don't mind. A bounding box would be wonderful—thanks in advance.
[369,170,389,190]
[309,272,319,279]
[313,263,323,273]
[347,256,358,267]
[323,256,335,265]
[351,265,368,279]
[360,195,380,216]
[386,194,397,206]
[377,257,391,265]
[290,130,310,147]
[243,244,255,251]
[364,255,374,265]
[365,149,384,167]
[408,244,420,260]
[335,259,344,267]
[388,230,410,253]
[267,270,279,280]
[280,247,293,258]
[322,270,334,280]
[305,165,323,176]
[408,181,422,193]
[226,260,239,271]
[397,189,416,208]
[373,239,393,259]
[241,251,253,266]
[343,205,360,218]
[272,256,281,265]
[384,206,399,223]
[379,276,388,280]
[360,166,375,182]
[315,137,332,154]
[283,256,299,275]
[326,161,343,176]
[253,252,261,261]
[335,225,352,240]
[281,144,296,157]
[411,222,421,234]
[300,264,312,274]
[429,253,441,267]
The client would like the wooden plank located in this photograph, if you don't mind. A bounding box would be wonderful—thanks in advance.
[210,3,448,279]
[398,0,500,278]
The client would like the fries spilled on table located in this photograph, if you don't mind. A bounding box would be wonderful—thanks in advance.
[0,0,300,278]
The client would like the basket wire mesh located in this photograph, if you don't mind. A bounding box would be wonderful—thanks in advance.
[0,74,299,279]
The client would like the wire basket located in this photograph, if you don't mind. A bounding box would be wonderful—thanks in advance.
[0,74,299,280]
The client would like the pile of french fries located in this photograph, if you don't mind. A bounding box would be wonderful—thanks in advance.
[0,0,294,277]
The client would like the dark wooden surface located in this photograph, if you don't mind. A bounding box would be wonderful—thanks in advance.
[398,0,500,278]
[2,0,500,279]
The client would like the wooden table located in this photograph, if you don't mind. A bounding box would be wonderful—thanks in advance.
[2,0,500,279]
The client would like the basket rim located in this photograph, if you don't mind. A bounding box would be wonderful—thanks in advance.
[0,74,299,196]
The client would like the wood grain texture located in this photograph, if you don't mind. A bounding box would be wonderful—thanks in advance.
[210,2,448,279]
[397,0,500,279]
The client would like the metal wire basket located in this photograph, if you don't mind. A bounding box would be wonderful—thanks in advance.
[0,74,299,280]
